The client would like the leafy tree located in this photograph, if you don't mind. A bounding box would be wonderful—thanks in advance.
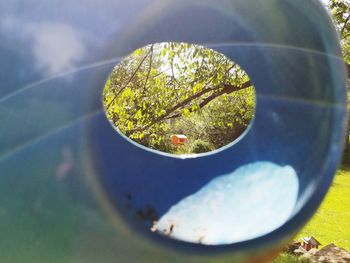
[190,139,215,154]
[104,2,350,156]
[328,0,350,64]
[103,43,255,153]
[327,0,350,156]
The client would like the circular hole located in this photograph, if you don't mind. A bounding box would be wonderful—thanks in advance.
[103,42,256,155]
[98,43,300,246]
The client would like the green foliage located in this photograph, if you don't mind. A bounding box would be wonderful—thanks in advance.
[103,42,255,154]
[326,0,350,158]
[328,0,350,62]
[190,139,215,153]
[271,253,309,263]
[104,2,350,156]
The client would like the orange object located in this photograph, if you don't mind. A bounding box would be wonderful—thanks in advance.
[170,135,188,145]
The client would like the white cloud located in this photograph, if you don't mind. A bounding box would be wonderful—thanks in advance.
[26,23,86,75]
[0,16,86,76]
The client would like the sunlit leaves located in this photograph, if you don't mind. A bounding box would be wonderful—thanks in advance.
[328,0,350,63]
[103,42,255,153]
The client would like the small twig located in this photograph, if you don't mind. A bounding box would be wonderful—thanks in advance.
[107,46,153,109]
[142,44,154,96]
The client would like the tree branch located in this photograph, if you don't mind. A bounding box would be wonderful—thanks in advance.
[341,13,350,35]
[127,80,252,135]
[142,45,154,95]
[170,58,180,99]
[167,81,252,119]
[107,46,153,109]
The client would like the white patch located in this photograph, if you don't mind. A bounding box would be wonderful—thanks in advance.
[0,16,86,76]
[27,23,86,75]
[155,162,299,245]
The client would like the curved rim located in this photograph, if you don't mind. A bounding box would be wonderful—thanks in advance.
[85,0,348,256]
[100,43,258,159]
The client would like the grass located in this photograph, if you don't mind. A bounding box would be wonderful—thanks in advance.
[295,168,350,251]
[272,253,308,263]
[271,167,350,262]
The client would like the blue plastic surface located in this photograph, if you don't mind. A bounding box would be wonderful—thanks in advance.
[0,0,347,262]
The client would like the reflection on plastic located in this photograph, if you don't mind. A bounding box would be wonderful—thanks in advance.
[154,162,298,245]
[0,0,347,262]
